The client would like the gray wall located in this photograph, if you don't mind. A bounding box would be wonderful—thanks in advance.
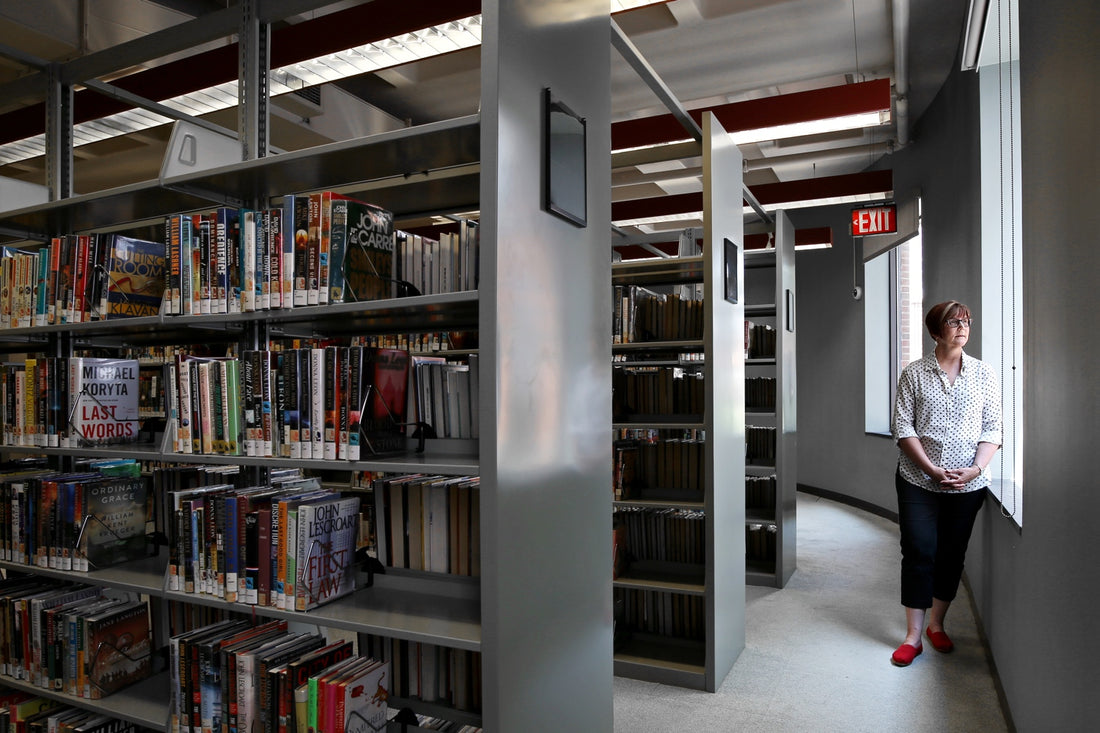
[792,1,1099,727]
[967,1,1099,729]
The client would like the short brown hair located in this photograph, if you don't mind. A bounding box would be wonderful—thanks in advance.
[925,301,972,339]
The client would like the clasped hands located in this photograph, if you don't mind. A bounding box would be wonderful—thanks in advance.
[935,465,981,490]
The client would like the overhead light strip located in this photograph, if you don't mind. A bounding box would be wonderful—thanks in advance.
[0,14,484,166]
[612,191,891,229]
[0,1,670,168]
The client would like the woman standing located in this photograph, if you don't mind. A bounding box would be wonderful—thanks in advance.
[890,300,1002,666]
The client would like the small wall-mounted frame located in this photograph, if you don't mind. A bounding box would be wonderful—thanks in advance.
[724,238,739,304]
[543,88,587,227]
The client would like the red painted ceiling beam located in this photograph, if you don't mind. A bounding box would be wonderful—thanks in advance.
[611,170,893,221]
[0,0,480,146]
[611,78,892,151]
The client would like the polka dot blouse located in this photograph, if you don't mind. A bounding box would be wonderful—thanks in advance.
[892,351,1003,493]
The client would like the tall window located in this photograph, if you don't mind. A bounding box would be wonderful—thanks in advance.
[976,0,1023,524]
[864,222,923,434]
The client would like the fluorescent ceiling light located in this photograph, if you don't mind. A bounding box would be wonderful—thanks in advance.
[730,110,890,145]
[613,192,891,229]
[614,110,891,157]
[0,14,483,166]
[0,1,671,168]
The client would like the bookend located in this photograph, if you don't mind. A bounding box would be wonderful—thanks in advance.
[73,512,158,570]
[346,708,387,733]
[357,551,385,589]
[87,629,152,697]
[392,708,419,729]
[89,261,134,320]
[341,247,420,301]
[357,383,412,456]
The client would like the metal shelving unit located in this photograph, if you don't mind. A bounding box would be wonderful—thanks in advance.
[0,2,616,730]
[743,216,798,589]
[609,114,746,693]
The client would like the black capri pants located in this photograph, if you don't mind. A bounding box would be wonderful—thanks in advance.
[896,470,985,609]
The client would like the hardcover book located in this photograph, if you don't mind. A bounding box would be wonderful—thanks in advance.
[336,658,389,733]
[295,495,360,611]
[77,475,152,570]
[359,348,409,456]
[67,358,140,447]
[83,599,151,699]
[342,199,395,303]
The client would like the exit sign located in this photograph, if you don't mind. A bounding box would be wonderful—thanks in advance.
[851,204,897,236]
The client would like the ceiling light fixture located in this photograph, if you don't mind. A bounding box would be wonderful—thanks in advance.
[612,79,893,154]
[961,0,992,70]
[0,13,483,166]
[0,0,671,168]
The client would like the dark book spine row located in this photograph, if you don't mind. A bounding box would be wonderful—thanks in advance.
[745,320,778,359]
[746,474,778,513]
[613,438,706,500]
[611,506,706,566]
[613,587,705,642]
[746,522,779,565]
[614,284,704,344]
[746,425,777,465]
[612,365,705,421]
[745,376,777,410]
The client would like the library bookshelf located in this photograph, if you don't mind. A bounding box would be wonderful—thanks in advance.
[743,212,798,589]
[609,114,746,692]
[0,2,614,730]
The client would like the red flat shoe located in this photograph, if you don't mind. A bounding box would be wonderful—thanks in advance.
[891,642,923,667]
[926,627,955,653]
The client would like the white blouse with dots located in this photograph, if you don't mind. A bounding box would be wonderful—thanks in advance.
[892,351,1003,493]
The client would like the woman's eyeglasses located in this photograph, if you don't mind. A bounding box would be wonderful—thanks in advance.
[946,318,972,328]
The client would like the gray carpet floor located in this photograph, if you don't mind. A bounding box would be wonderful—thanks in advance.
[613,492,1009,732]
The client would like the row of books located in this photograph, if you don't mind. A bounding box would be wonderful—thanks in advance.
[746,425,777,465]
[169,619,387,733]
[745,376,778,410]
[0,357,141,449]
[361,634,482,715]
[166,474,362,612]
[0,460,152,572]
[0,194,480,329]
[163,195,478,317]
[746,474,778,512]
[411,357,479,440]
[613,285,705,344]
[612,366,705,421]
[747,523,778,563]
[745,320,777,359]
[0,690,144,733]
[613,438,706,500]
[170,346,479,460]
[0,578,151,700]
[172,346,412,459]
[373,474,481,576]
[613,587,705,642]
[0,233,165,329]
[612,507,706,566]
